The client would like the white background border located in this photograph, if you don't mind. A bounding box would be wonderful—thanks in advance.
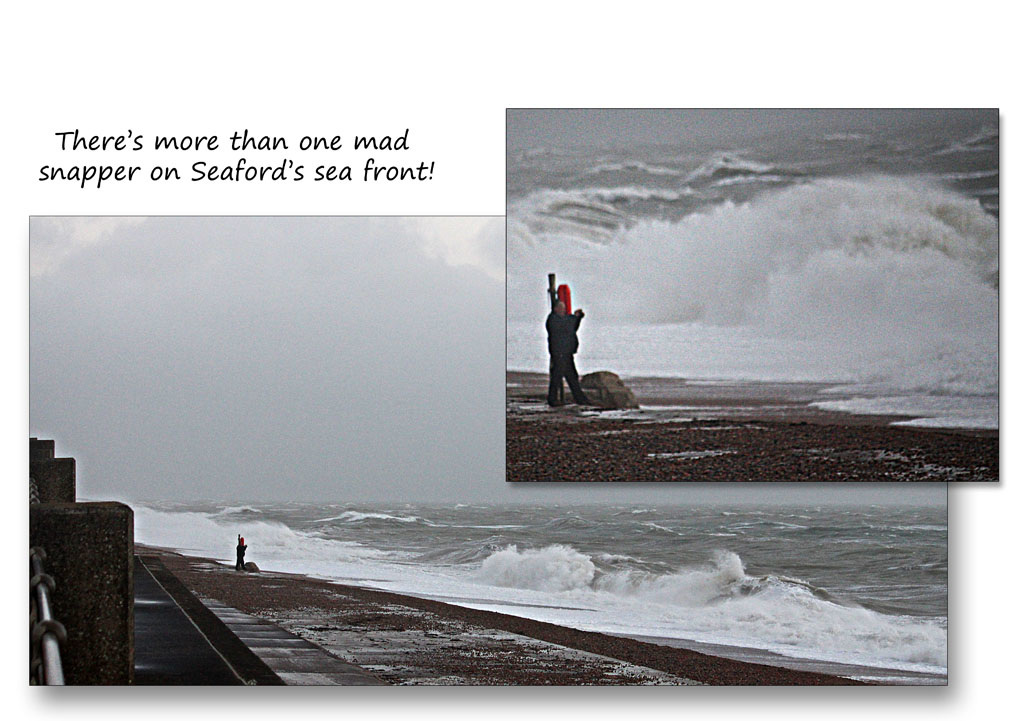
[5,1,1015,716]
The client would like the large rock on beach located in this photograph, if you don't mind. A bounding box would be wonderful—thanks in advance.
[581,371,639,410]
[243,562,260,572]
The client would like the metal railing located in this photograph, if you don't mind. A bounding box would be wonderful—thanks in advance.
[30,547,66,685]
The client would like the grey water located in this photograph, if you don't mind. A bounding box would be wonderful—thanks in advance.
[508,109,998,223]
[136,500,947,682]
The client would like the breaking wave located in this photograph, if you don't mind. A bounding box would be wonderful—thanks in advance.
[474,544,946,670]
[685,153,782,182]
[134,505,390,565]
[581,160,685,178]
[478,544,596,592]
[508,175,997,396]
[312,510,443,526]
[134,502,948,677]
[933,126,998,156]
[213,505,264,516]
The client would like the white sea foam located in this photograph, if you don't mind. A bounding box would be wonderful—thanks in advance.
[511,176,996,325]
[685,153,777,181]
[469,545,947,672]
[213,505,263,516]
[312,510,440,525]
[824,133,870,142]
[585,186,693,203]
[811,395,997,429]
[583,160,684,178]
[933,127,997,156]
[938,169,1000,181]
[134,505,393,570]
[511,188,626,233]
[641,522,686,536]
[508,176,997,424]
[476,544,596,592]
[711,174,788,187]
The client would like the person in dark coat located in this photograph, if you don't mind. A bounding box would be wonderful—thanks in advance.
[546,301,592,406]
[235,534,247,571]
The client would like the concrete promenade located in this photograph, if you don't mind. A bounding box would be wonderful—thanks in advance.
[134,557,242,684]
[203,599,386,685]
[134,555,384,686]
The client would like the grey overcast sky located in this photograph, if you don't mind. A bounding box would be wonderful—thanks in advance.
[506,108,995,150]
[30,216,943,508]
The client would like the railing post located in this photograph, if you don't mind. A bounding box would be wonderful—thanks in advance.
[30,547,66,685]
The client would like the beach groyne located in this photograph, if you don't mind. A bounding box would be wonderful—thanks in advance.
[29,438,134,684]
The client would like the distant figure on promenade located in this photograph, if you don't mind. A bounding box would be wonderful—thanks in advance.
[546,300,592,407]
[235,534,247,571]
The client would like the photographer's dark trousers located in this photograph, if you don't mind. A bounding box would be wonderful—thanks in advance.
[548,353,590,406]
[235,554,244,571]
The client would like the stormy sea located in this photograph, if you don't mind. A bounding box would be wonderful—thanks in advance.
[134,501,947,684]
[507,113,998,430]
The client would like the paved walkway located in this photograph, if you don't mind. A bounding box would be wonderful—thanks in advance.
[203,599,385,685]
[134,555,384,686]
[133,557,243,685]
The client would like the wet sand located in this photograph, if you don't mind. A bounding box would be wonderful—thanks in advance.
[143,546,861,685]
[507,371,997,482]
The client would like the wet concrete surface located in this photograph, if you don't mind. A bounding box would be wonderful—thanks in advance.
[133,557,242,685]
[134,555,383,685]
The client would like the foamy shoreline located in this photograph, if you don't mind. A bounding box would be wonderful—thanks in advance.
[507,370,997,433]
[507,371,996,483]
[133,501,947,684]
[139,544,870,685]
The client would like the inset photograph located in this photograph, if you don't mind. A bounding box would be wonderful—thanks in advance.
[507,109,998,482]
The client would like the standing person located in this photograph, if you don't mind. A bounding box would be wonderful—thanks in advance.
[546,301,592,406]
[235,534,247,571]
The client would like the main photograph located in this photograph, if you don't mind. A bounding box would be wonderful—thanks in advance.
[506,108,998,482]
[30,217,946,685]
